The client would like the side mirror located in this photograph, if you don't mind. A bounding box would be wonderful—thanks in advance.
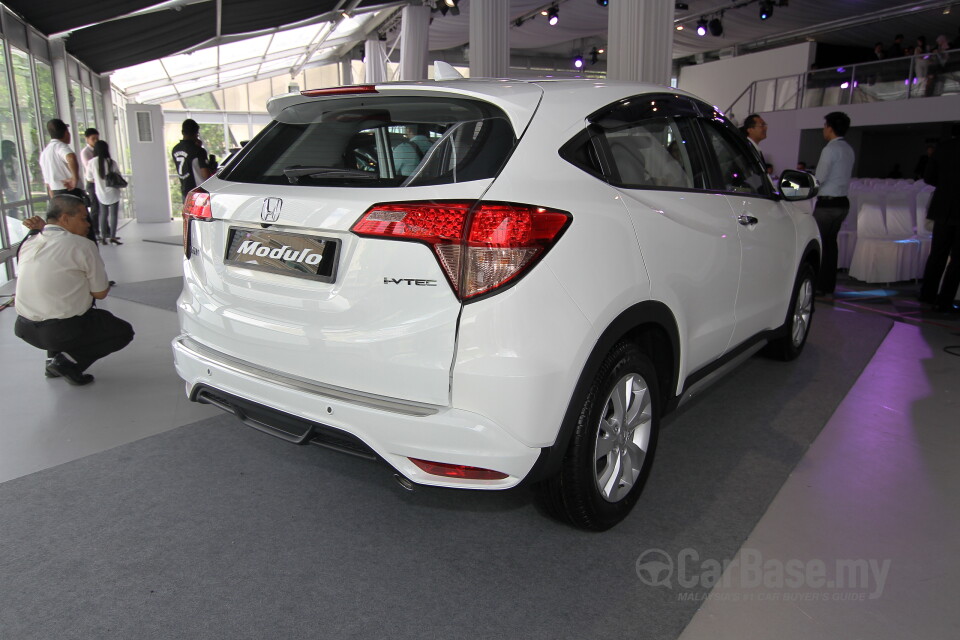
[779,170,819,201]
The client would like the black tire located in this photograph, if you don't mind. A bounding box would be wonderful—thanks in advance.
[764,263,816,361]
[541,341,660,531]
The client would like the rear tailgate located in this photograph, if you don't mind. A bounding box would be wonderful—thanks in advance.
[182,180,499,407]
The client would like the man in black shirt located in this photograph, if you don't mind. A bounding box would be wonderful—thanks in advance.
[171,119,211,202]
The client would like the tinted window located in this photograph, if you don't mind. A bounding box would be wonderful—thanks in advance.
[603,117,701,189]
[699,120,772,197]
[224,96,516,188]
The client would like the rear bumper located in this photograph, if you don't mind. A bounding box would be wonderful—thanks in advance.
[172,334,541,489]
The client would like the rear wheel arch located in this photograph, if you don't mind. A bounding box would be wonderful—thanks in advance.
[525,300,680,484]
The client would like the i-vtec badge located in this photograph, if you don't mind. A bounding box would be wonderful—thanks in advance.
[238,241,323,265]
[384,278,437,286]
[261,197,282,222]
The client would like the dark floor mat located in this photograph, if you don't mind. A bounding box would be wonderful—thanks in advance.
[0,306,892,640]
[107,277,182,312]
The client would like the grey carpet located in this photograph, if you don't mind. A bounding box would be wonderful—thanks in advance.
[142,235,184,246]
[107,277,182,312]
[0,306,891,640]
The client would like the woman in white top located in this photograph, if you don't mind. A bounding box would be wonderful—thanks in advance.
[85,140,123,245]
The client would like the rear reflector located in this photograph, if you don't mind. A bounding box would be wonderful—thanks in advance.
[409,458,509,480]
[352,201,570,300]
[300,85,378,96]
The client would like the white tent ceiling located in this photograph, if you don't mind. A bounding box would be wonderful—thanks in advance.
[108,0,960,104]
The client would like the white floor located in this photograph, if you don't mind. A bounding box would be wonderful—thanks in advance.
[1,219,958,637]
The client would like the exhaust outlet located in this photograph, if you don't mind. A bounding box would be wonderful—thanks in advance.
[393,474,416,492]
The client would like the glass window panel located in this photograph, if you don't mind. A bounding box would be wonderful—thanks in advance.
[83,86,95,129]
[71,79,86,133]
[222,84,248,111]
[11,47,46,201]
[35,60,57,127]
[94,91,105,135]
[228,123,250,150]
[198,122,228,160]
[0,46,28,207]
[247,78,272,113]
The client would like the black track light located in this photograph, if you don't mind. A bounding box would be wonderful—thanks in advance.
[597,0,609,6]
[708,17,723,37]
[696,18,708,37]
[547,5,559,26]
[759,0,773,20]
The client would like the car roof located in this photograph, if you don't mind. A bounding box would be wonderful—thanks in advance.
[266,79,711,133]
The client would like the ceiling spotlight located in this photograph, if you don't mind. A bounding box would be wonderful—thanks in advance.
[696,18,708,37]
[597,0,609,6]
[573,55,584,69]
[444,0,457,7]
[676,24,684,31]
[547,5,559,26]
[708,17,723,36]
[759,1,773,20]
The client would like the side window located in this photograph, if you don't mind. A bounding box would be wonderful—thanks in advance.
[604,117,699,189]
[700,121,771,196]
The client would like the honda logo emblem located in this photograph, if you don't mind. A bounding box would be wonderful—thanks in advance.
[261,198,282,222]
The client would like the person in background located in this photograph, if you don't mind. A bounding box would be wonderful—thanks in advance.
[813,111,855,296]
[79,128,100,243]
[914,145,935,180]
[873,42,885,60]
[38,118,95,243]
[765,163,779,184]
[13,195,133,386]
[886,34,905,59]
[919,124,960,313]
[87,140,123,245]
[171,118,211,202]
[207,154,219,173]
[740,114,767,165]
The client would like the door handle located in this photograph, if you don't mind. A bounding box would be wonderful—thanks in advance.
[738,214,759,226]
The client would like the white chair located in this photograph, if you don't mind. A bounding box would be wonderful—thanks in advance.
[848,201,924,283]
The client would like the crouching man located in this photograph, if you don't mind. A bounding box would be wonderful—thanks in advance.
[14,195,133,386]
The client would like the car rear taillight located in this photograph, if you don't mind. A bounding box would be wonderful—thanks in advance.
[351,201,571,301]
[409,458,509,481]
[182,187,212,258]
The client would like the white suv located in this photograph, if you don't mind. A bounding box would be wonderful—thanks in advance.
[174,79,820,530]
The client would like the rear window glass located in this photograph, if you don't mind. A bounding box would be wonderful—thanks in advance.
[223,96,517,188]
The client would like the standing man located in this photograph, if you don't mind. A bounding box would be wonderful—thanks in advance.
[14,195,134,385]
[919,124,960,313]
[813,111,855,296]
[741,114,768,165]
[39,118,96,242]
[39,119,81,199]
[171,119,211,203]
[79,127,100,243]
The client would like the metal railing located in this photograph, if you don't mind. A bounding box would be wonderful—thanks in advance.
[726,48,960,123]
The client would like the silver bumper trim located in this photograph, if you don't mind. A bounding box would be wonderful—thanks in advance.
[173,334,440,417]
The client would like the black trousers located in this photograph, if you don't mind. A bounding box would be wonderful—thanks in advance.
[812,198,850,294]
[85,181,100,238]
[15,308,134,372]
[920,221,960,306]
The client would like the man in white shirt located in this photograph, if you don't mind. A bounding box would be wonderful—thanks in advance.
[813,111,855,295]
[39,118,96,243]
[14,195,134,385]
[79,127,100,241]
